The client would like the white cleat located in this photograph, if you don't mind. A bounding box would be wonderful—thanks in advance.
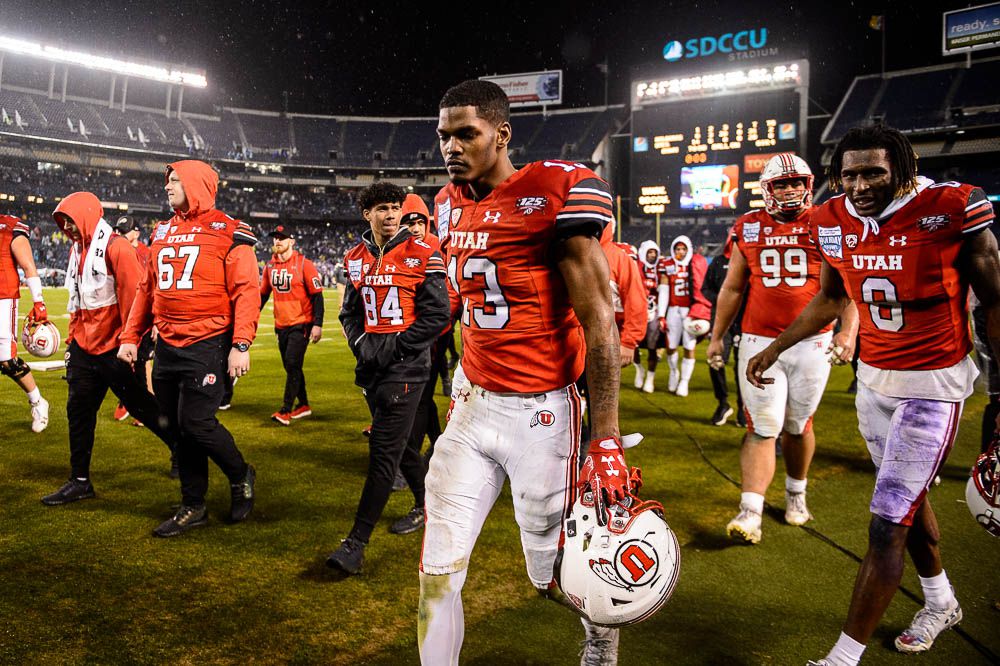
[580,622,619,666]
[675,380,689,397]
[785,490,812,526]
[633,364,646,389]
[667,370,680,392]
[641,372,655,394]
[726,505,762,544]
[894,599,962,653]
[31,397,50,433]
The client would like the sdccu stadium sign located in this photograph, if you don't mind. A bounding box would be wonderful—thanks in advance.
[663,28,776,62]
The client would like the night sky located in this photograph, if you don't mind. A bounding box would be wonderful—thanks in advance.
[0,1,984,117]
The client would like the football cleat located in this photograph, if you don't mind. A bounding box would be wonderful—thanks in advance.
[785,490,812,526]
[556,479,680,627]
[290,405,312,419]
[641,372,655,394]
[271,411,291,426]
[389,506,425,535]
[30,397,50,433]
[41,478,95,506]
[966,443,1000,537]
[153,505,208,538]
[579,621,619,666]
[727,506,762,544]
[667,370,680,393]
[894,599,962,653]
[675,379,689,397]
[21,318,60,358]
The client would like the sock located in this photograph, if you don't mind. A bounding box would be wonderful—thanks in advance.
[680,357,695,382]
[633,362,644,376]
[419,570,468,666]
[667,352,679,373]
[919,570,956,610]
[646,370,655,381]
[740,492,765,515]
[785,476,808,494]
[826,632,865,665]
[27,388,41,404]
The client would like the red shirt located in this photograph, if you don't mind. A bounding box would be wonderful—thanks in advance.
[732,209,831,338]
[262,251,323,328]
[811,181,994,370]
[603,242,647,349]
[0,215,29,299]
[435,160,613,392]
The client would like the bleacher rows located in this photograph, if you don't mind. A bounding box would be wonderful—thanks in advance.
[0,87,625,168]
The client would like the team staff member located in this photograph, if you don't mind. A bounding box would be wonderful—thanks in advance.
[701,231,744,426]
[0,212,49,432]
[119,160,260,538]
[747,125,999,664]
[260,225,324,425]
[328,182,450,573]
[41,193,177,505]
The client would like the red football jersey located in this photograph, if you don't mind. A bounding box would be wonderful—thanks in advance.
[262,251,323,328]
[0,215,30,299]
[134,241,151,270]
[434,160,613,392]
[343,236,446,334]
[732,209,831,338]
[811,181,994,370]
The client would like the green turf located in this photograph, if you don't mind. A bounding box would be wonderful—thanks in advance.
[1,288,997,665]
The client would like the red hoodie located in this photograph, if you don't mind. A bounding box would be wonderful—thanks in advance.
[54,192,143,355]
[122,160,260,348]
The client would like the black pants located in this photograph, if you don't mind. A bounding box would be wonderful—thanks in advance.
[350,381,425,544]
[710,329,743,409]
[411,336,447,459]
[277,324,309,412]
[152,335,247,507]
[65,341,175,479]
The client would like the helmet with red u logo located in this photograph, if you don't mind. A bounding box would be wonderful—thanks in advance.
[554,469,680,627]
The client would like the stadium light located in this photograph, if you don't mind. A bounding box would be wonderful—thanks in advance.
[0,36,208,88]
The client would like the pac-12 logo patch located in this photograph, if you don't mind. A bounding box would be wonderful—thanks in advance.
[515,196,548,215]
[450,208,463,228]
[845,233,859,249]
[530,410,555,428]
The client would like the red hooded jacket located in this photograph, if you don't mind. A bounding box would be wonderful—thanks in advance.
[122,160,260,348]
[54,192,143,355]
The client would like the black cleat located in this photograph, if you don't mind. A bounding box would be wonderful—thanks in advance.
[389,506,425,535]
[326,537,366,574]
[230,464,256,522]
[153,505,207,537]
[41,478,96,506]
[711,403,734,426]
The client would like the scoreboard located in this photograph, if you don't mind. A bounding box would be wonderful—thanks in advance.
[630,61,808,217]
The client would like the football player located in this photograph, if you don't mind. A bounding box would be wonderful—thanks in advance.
[119,160,260,538]
[260,225,324,425]
[0,212,49,432]
[328,182,450,572]
[656,235,711,396]
[42,193,178,506]
[707,154,858,543]
[422,79,625,665]
[602,226,646,368]
[633,239,664,393]
[746,125,1000,665]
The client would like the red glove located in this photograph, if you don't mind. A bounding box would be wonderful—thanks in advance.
[579,437,630,516]
[28,301,48,323]
[657,316,667,333]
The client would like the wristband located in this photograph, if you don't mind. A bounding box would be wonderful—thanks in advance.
[26,276,43,302]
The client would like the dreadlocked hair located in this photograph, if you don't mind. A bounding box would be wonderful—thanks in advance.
[827,124,918,198]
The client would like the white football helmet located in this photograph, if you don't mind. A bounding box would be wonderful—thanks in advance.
[556,479,680,627]
[21,318,60,358]
[683,316,710,338]
[966,444,1000,538]
[760,153,814,217]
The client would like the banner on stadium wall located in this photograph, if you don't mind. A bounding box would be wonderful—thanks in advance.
[480,70,562,108]
[943,2,1000,54]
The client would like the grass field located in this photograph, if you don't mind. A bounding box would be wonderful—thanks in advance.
[1,287,997,665]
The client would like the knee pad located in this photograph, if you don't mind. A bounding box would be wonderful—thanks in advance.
[0,357,30,380]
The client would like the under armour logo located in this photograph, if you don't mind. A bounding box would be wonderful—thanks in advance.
[482,210,502,224]
[790,226,806,234]
[889,235,907,246]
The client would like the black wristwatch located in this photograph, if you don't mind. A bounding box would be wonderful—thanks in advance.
[232,342,250,353]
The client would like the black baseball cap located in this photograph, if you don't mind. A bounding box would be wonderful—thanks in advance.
[115,215,140,234]
[268,225,293,240]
